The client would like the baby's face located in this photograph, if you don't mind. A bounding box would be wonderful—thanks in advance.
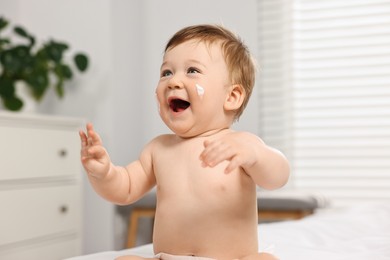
[156,39,232,138]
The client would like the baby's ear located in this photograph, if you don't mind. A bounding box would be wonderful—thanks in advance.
[224,84,245,112]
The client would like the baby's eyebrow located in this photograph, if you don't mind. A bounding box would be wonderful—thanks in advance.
[160,61,168,70]
[160,59,206,71]
[186,59,206,68]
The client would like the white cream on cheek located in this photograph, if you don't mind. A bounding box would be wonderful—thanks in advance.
[195,84,205,99]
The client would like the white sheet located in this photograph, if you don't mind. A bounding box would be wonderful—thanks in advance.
[67,203,390,260]
[257,203,390,259]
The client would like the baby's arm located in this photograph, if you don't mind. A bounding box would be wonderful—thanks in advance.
[79,123,156,205]
[199,131,289,190]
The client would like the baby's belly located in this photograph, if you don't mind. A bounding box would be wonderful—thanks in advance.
[151,158,258,258]
[152,190,258,259]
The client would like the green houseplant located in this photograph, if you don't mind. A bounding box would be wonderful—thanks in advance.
[0,16,89,111]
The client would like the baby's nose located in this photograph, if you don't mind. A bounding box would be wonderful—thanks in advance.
[168,84,184,90]
[168,80,184,89]
[167,74,184,89]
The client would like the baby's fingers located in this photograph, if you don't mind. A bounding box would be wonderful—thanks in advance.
[200,140,218,166]
[224,155,242,174]
[201,141,234,168]
[86,145,106,159]
[79,130,88,146]
[86,123,103,146]
[79,130,90,158]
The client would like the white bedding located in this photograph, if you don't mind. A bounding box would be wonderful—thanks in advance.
[67,203,390,260]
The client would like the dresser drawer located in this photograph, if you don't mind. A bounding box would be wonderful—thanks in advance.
[0,237,81,260]
[0,185,82,246]
[0,126,80,180]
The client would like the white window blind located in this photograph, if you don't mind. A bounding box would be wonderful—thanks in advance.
[258,0,390,207]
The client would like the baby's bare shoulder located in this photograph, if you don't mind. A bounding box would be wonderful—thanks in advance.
[149,134,177,145]
[139,134,177,167]
[143,134,180,153]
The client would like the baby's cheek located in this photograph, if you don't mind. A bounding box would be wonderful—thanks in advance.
[155,93,161,115]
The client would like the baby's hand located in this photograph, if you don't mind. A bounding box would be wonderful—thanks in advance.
[199,131,263,174]
[79,123,111,179]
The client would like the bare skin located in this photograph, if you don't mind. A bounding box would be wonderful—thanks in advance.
[81,126,285,260]
[79,39,289,260]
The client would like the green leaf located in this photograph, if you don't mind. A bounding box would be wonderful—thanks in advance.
[74,53,88,72]
[0,38,10,53]
[28,35,35,47]
[1,46,32,75]
[14,26,29,38]
[0,17,8,31]
[1,49,21,74]
[56,80,64,98]
[13,26,35,48]
[0,76,15,98]
[52,41,69,51]
[26,70,49,101]
[55,63,73,79]
[45,40,68,63]
[0,38,10,45]
[45,44,61,63]
[4,96,23,111]
[35,47,50,64]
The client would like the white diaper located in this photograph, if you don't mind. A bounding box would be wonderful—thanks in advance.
[155,253,215,260]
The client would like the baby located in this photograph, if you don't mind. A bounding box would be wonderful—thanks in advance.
[79,24,290,260]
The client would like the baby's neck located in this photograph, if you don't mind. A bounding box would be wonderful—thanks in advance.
[177,127,232,140]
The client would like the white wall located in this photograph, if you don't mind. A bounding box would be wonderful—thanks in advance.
[0,0,258,254]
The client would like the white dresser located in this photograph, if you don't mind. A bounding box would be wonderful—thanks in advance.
[0,112,84,260]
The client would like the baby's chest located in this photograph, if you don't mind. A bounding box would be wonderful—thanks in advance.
[155,144,226,177]
[155,150,248,196]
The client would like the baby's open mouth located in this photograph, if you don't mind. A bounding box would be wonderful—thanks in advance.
[169,98,190,112]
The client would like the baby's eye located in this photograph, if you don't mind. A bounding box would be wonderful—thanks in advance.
[161,70,172,77]
[187,67,200,74]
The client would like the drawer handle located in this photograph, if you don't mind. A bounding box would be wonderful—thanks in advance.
[59,149,68,157]
[60,205,68,214]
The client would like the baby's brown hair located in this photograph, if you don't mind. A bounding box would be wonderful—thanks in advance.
[165,24,256,120]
